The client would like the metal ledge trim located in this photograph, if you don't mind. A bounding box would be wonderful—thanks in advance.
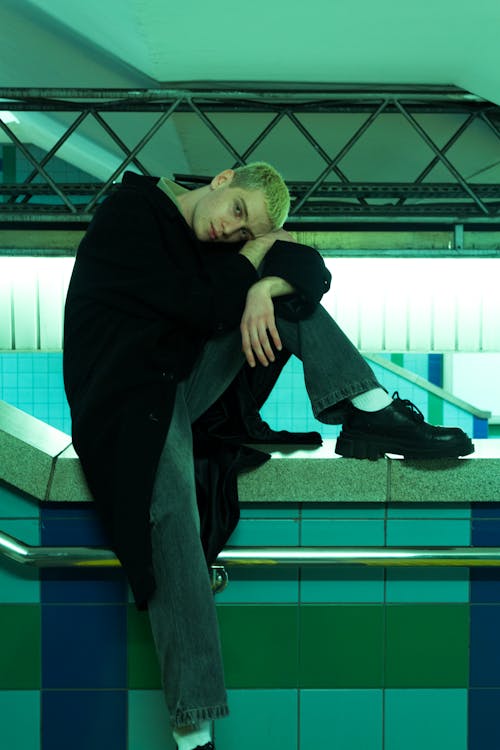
[2,530,500,569]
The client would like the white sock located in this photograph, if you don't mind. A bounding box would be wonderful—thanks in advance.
[350,388,392,412]
[173,721,212,750]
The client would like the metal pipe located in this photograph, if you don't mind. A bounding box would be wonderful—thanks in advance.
[3,530,500,569]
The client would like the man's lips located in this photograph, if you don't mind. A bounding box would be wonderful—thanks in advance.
[210,223,218,241]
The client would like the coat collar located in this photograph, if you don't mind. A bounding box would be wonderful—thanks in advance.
[121,171,185,223]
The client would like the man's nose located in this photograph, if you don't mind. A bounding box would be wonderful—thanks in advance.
[221,218,244,238]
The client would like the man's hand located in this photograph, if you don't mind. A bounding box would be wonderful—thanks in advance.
[240,276,295,367]
[239,228,297,270]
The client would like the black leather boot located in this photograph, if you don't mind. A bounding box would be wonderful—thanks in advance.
[335,391,475,460]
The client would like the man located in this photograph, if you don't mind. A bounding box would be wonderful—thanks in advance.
[63,162,473,750]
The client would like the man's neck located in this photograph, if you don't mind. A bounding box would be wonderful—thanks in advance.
[177,185,210,229]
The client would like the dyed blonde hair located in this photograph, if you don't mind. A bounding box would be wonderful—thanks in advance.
[231,161,290,230]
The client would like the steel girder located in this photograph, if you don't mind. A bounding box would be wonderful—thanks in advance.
[0,85,499,225]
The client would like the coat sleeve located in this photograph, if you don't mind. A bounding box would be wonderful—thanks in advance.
[259,239,332,320]
[74,189,258,336]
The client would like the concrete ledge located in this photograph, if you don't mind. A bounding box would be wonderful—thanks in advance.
[238,443,387,502]
[0,401,71,500]
[388,440,500,503]
[1,400,500,504]
[47,443,94,502]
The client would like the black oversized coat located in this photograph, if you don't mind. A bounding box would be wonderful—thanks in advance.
[63,171,331,608]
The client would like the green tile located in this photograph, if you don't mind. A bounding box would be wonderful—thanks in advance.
[127,607,161,689]
[0,605,40,688]
[217,605,298,688]
[428,392,444,428]
[386,605,469,687]
[300,605,384,688]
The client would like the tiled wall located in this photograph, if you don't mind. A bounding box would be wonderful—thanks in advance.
[1,485,499,750]
[0,351,494,749]
[0,351,485,441]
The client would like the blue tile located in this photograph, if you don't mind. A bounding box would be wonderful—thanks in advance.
[301,689,382,749]
[42,690,126,750]
[40,502,97,520]
[428,354,443,387]
[472,504,500,520]
[0,519,40,602]
[472,519,500,545]
[471,570,500,604]
[469,689,500,750]
[216,689,297,750]
[0,691,40,750]
[385,689,467,750]
[128,691,177,750]
[470,605,500,687]
[473,417,488,439]
[471,520,500,603]
[42,604,127,688]
[41,513,110,546]
[41,567,127,604]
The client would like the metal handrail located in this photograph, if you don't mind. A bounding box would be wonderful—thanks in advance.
[2,529,500,569]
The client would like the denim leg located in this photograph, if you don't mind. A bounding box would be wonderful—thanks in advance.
[276,304,381,424]
[147,331,244,728]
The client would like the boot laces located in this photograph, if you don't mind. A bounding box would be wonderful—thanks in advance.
[392,391,424,422]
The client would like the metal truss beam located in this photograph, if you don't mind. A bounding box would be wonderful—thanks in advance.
[0,86,499,225]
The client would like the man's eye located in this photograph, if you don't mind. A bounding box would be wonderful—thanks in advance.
[235,202,242,215]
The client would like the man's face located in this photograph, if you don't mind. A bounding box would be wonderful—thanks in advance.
[191,171,273,243]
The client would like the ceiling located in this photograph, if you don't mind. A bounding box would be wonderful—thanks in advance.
[2,0,498,101]
[0,0,499,223]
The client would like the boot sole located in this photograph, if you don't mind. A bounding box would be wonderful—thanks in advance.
[335,431,475,460]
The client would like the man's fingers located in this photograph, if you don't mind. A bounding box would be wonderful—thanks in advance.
[268,320,282,352]
[240,326,256,367]
[241,320,279,368]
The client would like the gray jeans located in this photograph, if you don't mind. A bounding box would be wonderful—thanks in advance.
[147,304,379,727]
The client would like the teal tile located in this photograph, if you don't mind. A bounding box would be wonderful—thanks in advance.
[387,503,471,519]
[240,503,300,519]
[216,568,298,604]
[386,519,470,546]
[385,689,467,750]
[301,519,385,546]
[0,691,40,749]
[0,482,39,518]
[0,520,40,603]
[301,567,384,604]
[301,503,385,519]
[128,691,176,750]
[218,518,299,603]
[443,402,474,435]
[386,519,470,603]
[300,689,382,749]
[386,568,469,603]
[300,520,385,603]
[227,519,299,546]
[216,689,297,750]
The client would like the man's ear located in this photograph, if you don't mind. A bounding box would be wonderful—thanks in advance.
[210,169,235,190]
